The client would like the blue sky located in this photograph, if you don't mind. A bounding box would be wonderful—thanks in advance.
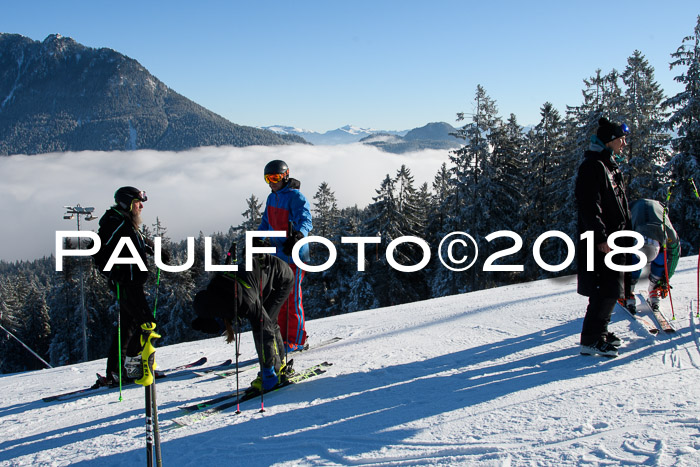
[1,1,698,132]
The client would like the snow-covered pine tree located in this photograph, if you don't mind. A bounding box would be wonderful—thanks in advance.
[363,170,427,307]
[430,163,453,233]
[18,282,51,370]
[0,274,28,372]
[602,69,626,123]
[567,69,620,144]
[414,182,433,241]
[486,113,529,283]
[304,182,341,318]
[47,237,87,366]
[394,165,424,239]
[522,103,571,277]
[241,194,263,231]
[664,15,700,251]
[312,182,339,240]
[337,206,379,314]
[621,50,670,200]
[442,85,502,292]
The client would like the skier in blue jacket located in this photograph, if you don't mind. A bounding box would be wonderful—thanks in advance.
[258,160,313,352]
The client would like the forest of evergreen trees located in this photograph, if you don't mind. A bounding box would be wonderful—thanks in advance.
[1,17,699,374]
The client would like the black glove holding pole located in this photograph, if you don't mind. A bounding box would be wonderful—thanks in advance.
[283,231,304,256]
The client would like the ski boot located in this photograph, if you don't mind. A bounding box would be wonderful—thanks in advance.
[580,339,618,357]
[124,355,143,379]
[606,332,622,347]
[617,296,636,315]
[250,360,293,392]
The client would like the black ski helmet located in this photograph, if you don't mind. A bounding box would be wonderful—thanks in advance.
[115,186,147,210]
[264,160,289,176]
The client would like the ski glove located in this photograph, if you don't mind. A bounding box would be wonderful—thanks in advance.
[282,231,304,256]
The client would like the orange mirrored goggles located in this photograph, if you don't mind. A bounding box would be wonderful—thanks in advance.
[264,170,288,184]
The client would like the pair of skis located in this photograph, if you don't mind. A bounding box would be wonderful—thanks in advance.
[164,336,342,430]
[196,336,341,380]
[618,293,675,335]
[164,361,332,430]
[42,356,215,403]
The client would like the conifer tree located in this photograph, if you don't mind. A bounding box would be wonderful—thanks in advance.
[19,283,51,370]
[312,182,339,239]
[241,194,263,232]
[522,103,571,276]
[304,182,340,317]
[443,85,502,291]
[664,15,700,250]
[621,50,669,200]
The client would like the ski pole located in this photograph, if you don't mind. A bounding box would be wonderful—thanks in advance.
[152,268,161,319]
[228,242,242,415]
[663,183,676,320]
[259,323,266,413]
[259,282,266,414]
[150,382,162,467]
[117,283,123,401]
[286,221,293,365]
[145,382,154,467]
[138,323,160,465]
[688,178,699,318]
[690,177,699,199]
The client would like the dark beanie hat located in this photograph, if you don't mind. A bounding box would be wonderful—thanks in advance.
[597,117,629,144]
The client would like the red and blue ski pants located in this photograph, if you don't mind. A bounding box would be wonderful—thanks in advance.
[278,263,307,350]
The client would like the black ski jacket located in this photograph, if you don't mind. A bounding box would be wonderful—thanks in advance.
[195,253,294,325]
[575,147,631,298]
[94,207,150,285]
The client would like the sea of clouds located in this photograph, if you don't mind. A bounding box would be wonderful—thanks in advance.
[0,144,449,262]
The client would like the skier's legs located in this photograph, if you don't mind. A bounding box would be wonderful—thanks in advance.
[278,264,306,350]
[581,296,617,346]
[106,285,150,379]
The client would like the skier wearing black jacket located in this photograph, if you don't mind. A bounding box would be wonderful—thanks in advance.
[93,186,156,386]
[192,252,294,392]
[575,117,631,357]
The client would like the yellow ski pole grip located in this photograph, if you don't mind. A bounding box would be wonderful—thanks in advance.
[136,323,161,386]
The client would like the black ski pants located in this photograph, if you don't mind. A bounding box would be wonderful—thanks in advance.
[580,296,617,346]
[106,283,152,380]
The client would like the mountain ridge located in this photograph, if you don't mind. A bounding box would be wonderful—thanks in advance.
[0,33,307,156]
[265,122,463,152]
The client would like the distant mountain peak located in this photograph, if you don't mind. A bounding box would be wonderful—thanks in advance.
[263,124,404,145]
[338,124,378,135]
[0,33,307,155]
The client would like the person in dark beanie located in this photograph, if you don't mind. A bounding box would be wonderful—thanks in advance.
[575,117,631,357]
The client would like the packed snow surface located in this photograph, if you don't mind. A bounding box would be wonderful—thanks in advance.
[2,256,700,466]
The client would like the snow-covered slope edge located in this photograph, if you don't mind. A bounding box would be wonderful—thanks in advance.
[2,256,700,466]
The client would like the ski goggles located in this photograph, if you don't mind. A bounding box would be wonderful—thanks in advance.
[264,170,288,184]
[613,123,630,140]
[130,191,147,208]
